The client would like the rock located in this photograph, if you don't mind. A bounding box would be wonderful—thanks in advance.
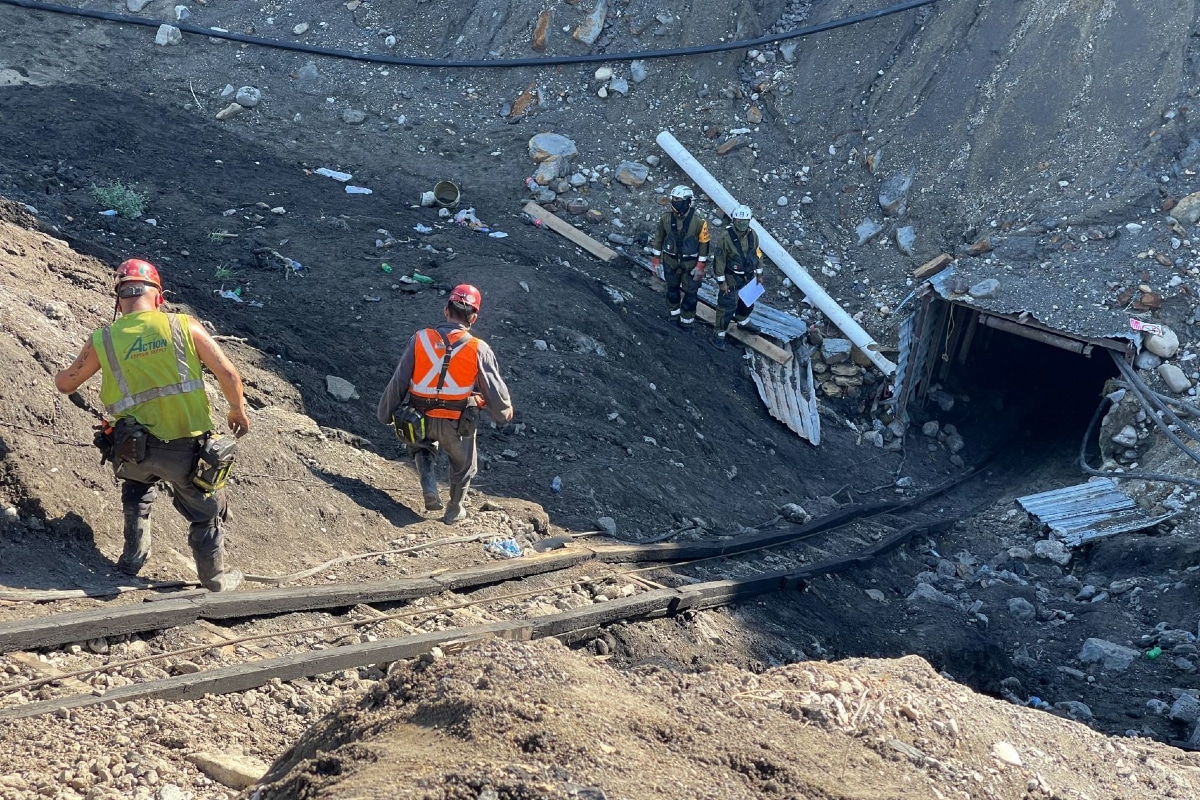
[534,154,568,185]
[1170,191,1200,225]
[895,225,916,256]
[1135,350,1162,370]
[855,218,883,246]
[968,278,1000,299]
[86,637,110,655]
[1159,363,1192,393]
[594,66,613,82]
[1077,638,1139,672]
[1170,693,1200,724]
[1143,326,1180,358]
[1108,578,1138,595]
[615,161,650,187]
[595,516,617,536]
[157,785,191,800]
[126,0,152,11]
[43,301,69,320]
[991,741,1022,766]
[1033,539,1071,566]
[1111,425,1139,447]
[341,109,367,125]
[215,103,246,121]
[174,5,189,20]
[296,62,321,91]
[292,22,309,35]
[780,41,798,63]
[533,339,549,351]
[1054,700,1093,721]
[1007,597,1036,621]
[865,588,887,602]
[609,76,629,96]
[921,420,939,437]
[878,170,914,216]
[779,503,811,523]
[325,376,359,402]
[234,86,261,108]
[529,133,578,162]
[573,0,607,45]
[630,60,648,83]
[907,582,961,610]
[154,24,182,46]
[186,752,268,790]
[821,338,853,364]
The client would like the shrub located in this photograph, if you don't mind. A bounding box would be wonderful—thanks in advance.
[90,181,148,219]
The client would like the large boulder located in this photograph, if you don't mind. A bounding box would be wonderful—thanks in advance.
[1077,638,1139,673]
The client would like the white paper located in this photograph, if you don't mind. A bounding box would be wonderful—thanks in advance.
[738,279,765,307]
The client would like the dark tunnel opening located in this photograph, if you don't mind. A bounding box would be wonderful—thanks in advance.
[914,307,1124,466]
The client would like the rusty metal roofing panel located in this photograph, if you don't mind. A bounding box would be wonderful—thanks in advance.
[1016,478,1177,547]
[749,342,820,445]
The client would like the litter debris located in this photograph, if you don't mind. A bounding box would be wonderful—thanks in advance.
[452,207,506,238]
[363,295,381,302]
[345,185,373,194]
[551,475,562,493]
[1129,318,1164,336]
[420,191,437,207]
[314,167,352,182]
[412,272,434,285]
[488,231,509,238]
[381,263,393,274]
[414,223,433,234]
[215,289,243,302]
[485,538,523,558]
[99,209,118,216]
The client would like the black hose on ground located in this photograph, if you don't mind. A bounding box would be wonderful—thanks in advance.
[0,0,937,68]
[1109,352,1200,468]
[1079,387,1200,489]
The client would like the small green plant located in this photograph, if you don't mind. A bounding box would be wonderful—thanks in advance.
[214,263,238,280]
[209,229,236,243]
[90,181,148,219]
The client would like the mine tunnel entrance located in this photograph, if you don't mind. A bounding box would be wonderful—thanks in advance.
[897,298,1129,461]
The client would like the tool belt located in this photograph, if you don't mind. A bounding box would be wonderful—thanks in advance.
[192,433,238,495]
[111,418,150,478]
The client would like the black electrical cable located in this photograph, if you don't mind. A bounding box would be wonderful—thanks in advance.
[0,0,937,68]
[1110,352,1200,467]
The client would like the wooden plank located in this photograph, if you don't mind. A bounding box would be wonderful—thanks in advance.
[8,651,96,695]
[912,253,953,280]
[694,303,792,365]
[522,201,619,262]
[0,552,589,655]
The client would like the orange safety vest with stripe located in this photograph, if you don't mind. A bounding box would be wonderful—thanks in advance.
[408,328,480,419]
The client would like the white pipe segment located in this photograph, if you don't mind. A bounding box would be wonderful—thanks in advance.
[655,130,897,377]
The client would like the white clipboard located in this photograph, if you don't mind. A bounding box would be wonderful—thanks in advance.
[737,278,765,307]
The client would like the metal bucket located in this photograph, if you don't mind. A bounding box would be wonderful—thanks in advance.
[433,180,460,208]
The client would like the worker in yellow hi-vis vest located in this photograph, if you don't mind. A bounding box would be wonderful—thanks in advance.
[55,259,250,591]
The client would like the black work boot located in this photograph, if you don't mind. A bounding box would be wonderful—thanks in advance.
[116,510,152,575]
[193,546,243,592]
[737,320,761,335]
[443,482,470,525]
[414,451,442,511]
[713,333,727,352]
[678,319,695,335]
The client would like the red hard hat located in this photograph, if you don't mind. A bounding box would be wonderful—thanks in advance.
[114,259,162,293]
[448,283,482,313]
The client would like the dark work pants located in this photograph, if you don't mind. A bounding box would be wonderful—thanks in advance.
[116,440,227,562]
[409,416,478,488]
[664,259,702,323]
[715,272,755,332]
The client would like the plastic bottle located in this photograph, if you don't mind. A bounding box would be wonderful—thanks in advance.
[1146,646,1162,659]
[550,476,562,493]
[381,263,392,274]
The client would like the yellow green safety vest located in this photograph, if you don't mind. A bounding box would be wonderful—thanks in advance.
[93,311,213,441]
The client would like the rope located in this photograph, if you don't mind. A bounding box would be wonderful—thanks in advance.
[0,0,937,68]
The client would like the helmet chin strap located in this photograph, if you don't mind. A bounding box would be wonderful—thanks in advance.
[113,284,162,319]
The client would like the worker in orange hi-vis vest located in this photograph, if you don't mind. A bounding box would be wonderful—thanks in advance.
[376,284,514,524]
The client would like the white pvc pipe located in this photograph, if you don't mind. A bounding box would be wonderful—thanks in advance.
[656,130,897,377]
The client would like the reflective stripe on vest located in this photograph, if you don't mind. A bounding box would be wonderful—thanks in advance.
[409,328,480,417]
[100,314,205,415]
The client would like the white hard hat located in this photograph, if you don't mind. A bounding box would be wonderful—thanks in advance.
[731,204,753,221]
[669,185,695,201]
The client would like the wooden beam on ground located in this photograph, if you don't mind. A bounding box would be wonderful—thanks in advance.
[0,550,588,654]
[522,201,618,262]
[0,512,952,721]
[694,303,792,365]
[912,254,953,281]
[7,651,96,695]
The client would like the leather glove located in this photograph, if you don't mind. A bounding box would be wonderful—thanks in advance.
[719,282,730,295]
[690,265,705,281]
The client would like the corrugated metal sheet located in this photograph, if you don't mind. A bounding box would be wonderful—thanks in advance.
[749,342,820,445]
[1017,478,1177,547]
